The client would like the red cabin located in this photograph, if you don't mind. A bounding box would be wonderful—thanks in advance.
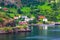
[3,8,8,11]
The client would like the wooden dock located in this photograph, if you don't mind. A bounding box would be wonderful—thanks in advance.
[28,22,60,26]
[55,22,60,25]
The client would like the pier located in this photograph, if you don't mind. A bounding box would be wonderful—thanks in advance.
[28,24,55,27]
[55,22,60,25]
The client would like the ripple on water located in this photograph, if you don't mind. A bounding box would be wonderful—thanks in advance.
[26,36,51,39]
[51,38,60,40]
[48,30,60,32]
[26,36,60,40]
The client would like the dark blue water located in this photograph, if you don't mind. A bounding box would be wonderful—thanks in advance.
[0,25,60,40]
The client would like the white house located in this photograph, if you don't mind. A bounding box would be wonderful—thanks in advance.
[25,18,34,22]
[0,7,2,9]
[21,16,34,22]
[14,16,19,19]
[43,18,48,22]
[21,16,28,19]
[25,18,30,21]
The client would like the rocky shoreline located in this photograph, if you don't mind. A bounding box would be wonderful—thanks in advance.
[0,27,31,34]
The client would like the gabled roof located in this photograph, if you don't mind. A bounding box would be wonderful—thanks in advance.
[38,16,45,19]
[3,8,8,11]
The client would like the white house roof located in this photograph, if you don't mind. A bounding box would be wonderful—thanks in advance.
[21,16,28,18]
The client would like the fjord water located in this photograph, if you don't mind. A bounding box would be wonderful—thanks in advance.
[0,25,60,40]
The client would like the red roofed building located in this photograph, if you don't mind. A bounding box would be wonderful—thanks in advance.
[38,16,45,19]
[38,16,48,22]
[3,8,8,11]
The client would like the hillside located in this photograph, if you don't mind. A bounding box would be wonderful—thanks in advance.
[0,0,60,25]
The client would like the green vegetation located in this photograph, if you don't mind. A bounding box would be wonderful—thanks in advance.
[0,18,4,23]
[0,1,60,25]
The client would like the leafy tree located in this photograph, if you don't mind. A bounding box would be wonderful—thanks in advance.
[21,7,31,15]
[0,18,4,23]
[17,9,22,14]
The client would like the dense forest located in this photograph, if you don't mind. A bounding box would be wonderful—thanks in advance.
[0,0,60,22]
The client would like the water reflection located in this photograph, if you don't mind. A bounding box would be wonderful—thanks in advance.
[0,25,60,40]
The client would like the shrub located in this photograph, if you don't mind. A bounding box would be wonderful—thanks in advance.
[0,18,4,23]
